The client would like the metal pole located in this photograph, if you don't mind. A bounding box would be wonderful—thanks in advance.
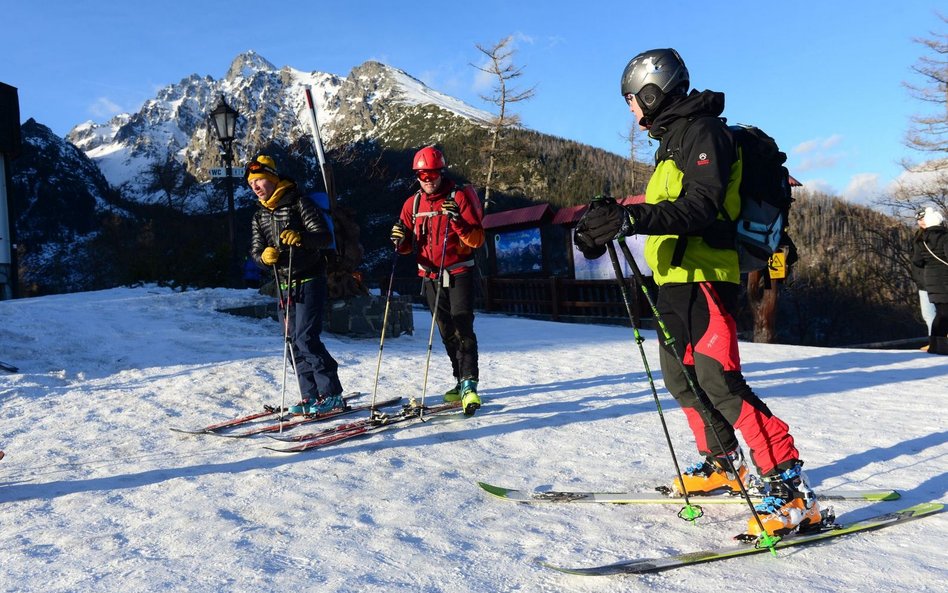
[616,240,777,550]
[369,250,400,416]
[224,143,238,287]
[417,217,452,416]
[0,157,13,300]
[606,242,701,522]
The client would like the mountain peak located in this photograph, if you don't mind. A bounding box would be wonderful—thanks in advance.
[225,51,276,80]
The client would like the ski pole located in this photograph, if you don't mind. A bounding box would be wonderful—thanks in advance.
[417,215,452,417]
[275,247,301,433]
[303,86,341,256]
[369,249,399,416]
[303,86,332,202]
[605,242,702,523]
[617,240,779,552]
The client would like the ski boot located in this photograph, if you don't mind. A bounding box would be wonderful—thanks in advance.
[459,377,481,416]
[672,449,748,496]
[288,398,315,415]
[305,394,346,415]
[443,380,462,403]
[744,461,823,538]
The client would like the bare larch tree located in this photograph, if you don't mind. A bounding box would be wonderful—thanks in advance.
[472,36,536,210]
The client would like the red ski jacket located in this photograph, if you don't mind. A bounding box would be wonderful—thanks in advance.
[396,179,484,279]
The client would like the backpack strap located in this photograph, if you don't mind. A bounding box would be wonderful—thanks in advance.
[666,115,734,264]
[924,240,948,267]
[411,186,473,225]
[411,190,422,225]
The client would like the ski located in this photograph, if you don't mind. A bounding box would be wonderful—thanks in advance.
[170,392,368,435]
[171,406,287,435]
[0,360,17,373]
[477,482,901,504]
[541,502,943,575]
[215,396,402,438]
[265,401,464,453]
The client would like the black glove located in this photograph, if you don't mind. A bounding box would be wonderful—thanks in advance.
[441,196,459,220]
[575,196,634,246]
[573,233,607,260]
[390,221,409,246]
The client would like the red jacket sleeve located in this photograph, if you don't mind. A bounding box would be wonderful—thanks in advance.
[452,185,485,249]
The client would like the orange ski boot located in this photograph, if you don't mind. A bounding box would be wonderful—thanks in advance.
[672,449,748,496]
[745,462,823,538]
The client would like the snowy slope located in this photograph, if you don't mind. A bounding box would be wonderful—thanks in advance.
[0,286,945,592]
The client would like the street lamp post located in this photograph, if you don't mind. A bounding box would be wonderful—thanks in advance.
[209,95,239,286]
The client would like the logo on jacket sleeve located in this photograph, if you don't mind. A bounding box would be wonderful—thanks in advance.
[697,152,710,166]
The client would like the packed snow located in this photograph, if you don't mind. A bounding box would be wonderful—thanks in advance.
[0,285,945,592]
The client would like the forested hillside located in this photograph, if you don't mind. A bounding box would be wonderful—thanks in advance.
[761,191,922,346]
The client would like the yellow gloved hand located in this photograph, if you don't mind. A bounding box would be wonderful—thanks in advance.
[280,229,303,247]
[390,221,408,246]
[261,247,280,265]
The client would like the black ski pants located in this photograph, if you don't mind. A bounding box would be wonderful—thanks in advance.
[279,275,343,400]
[423,270,479,382]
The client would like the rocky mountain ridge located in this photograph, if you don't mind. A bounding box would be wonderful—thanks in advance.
[65,51,492,210]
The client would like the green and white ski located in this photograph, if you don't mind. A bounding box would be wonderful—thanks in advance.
[477,481,901,504]
[541,502,943,575]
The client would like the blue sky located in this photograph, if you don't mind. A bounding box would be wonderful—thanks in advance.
[4,1,944,204]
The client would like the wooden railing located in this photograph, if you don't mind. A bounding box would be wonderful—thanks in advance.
[386,275,653,326]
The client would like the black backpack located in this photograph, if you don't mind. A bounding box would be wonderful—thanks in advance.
[674,119,797,273]
[720,124,796,272]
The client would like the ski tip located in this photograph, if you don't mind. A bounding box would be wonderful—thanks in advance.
[263,445,300,454]
[169,427,209,435]
[538,560,621,576]
[866,491,902,501]
[477,482,511,498]
[903,501,945,515]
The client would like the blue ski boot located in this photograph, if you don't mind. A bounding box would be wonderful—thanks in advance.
[288,398,314,415]
[305,394,346,415]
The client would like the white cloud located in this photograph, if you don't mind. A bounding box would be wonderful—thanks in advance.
[795,153,843,173]
[790,134,847,175]
[891,160,948,198]
[820,134,843,149]
[794,139,820,154]
[797,178,837,195]
[793,134,843,154]
[841,173,882,204]
[89,97,123,119]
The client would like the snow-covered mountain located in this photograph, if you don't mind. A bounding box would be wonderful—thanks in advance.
[66,51,493,209]
[9,119,127,293]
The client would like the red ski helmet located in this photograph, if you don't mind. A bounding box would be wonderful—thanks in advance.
[412,146,445,171]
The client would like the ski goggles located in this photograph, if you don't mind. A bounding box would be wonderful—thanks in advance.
[244,159,279,181]
[416,170,441,182]
[916,210,927,221]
